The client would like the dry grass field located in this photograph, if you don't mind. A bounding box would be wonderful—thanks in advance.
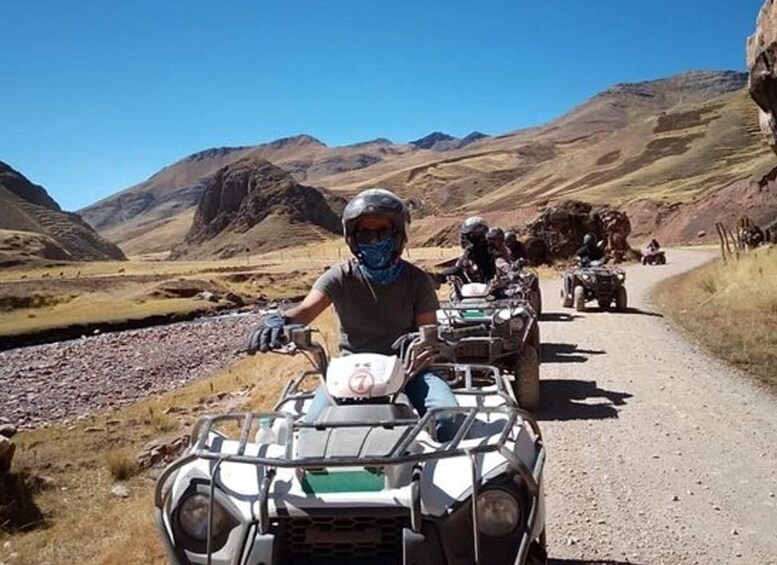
[654,245,777,388]
[0,244,462,342]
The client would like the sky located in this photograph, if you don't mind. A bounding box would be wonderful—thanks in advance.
[0,0,765,211]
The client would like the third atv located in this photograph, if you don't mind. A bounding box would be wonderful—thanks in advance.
[560,257,628,312]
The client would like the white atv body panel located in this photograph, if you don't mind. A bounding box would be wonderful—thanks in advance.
[326,353,406,398]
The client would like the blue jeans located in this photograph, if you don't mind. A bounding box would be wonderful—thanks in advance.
[303,371,460,441]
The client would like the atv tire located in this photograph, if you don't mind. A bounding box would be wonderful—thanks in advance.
[573,286,586,312]
[641,256,647,265]
[529,288,543,316]
[560,288,573,308]
[615,286,628,311]
[515,344,540,411]
[659,254,666,265]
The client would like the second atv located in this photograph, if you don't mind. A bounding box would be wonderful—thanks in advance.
[560,258,628,312]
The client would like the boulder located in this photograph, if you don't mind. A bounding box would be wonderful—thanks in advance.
[748,0,777,154]
[0,436,15,474]
[523,200,635,263]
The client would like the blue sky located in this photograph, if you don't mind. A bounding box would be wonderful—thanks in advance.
[0,0,765,211]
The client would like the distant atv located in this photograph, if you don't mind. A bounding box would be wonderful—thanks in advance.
[641,249,666,265]
[438,276,541,410]
[560,258,628,312]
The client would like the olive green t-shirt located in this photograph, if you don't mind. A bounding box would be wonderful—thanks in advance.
[313,259,439,355]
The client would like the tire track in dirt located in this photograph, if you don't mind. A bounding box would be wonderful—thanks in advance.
[538,248,777,565]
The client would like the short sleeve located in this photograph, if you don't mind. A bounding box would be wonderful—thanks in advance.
[312,264,344,301]
[413,269,440,314]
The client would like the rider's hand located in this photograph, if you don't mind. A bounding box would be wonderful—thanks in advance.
[246,312,291,354]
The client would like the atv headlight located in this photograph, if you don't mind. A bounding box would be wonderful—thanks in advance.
[581,273,592,281]
[616,271,625,281]
[476,488,520,537]
[178,493,229,542]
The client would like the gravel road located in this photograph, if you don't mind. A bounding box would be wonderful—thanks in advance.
[540,248,777,565]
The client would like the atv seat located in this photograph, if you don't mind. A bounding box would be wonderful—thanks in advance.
[297,404,418,459]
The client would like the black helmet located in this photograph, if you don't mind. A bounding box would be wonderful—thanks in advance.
[583,232,596,246]
[342,188,409,256]
[504,230,517,245]
[459,216,489,249]
[486,227,504,243]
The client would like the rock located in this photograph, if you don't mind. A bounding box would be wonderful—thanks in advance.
[225,292,245,307]
[748,0,777,154]
[137,434,190,469]
[0,424,17,438]
[110,483,131,498]
[0,435,15,474]
[523,199,636,264]
[197,290,217,302]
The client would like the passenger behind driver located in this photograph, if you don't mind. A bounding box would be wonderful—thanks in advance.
[246,188,459,441]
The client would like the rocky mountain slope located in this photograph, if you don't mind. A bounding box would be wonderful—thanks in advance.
[0,161,126,265]
[170,156,343,259]
[80,70,775,256]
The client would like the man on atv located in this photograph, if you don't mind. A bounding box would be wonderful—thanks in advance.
[486,227,511,268]
[504,230,526,263]
[647,238,661,253]
[440,216,497,284]
[247,188,459,441]
[563,232,606,301]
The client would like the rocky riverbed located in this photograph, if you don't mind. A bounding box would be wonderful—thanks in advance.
[0,312,260,429]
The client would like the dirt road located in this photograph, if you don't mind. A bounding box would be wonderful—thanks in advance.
[539,248,777,565]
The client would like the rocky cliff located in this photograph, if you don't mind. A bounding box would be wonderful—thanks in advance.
[171,157,343,259]
[748,0,777,153]
[0,161,127,265]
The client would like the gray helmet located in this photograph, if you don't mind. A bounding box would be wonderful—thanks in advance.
[342,188,409,256]
[583,232,596,246]
[460,215,488,236]
[486,226,504,243]
[460,216,489,249]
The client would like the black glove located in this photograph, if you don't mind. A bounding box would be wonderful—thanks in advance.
[247,312,291,354]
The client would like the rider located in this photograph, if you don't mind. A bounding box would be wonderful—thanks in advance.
[563,232,605,301]
[247,188,459,441]
[504,230,526,263]
[486,227,511,268]
[647,238,661,253]
[452,216,496,283]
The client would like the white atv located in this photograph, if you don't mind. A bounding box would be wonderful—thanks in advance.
[438,277,541,411]
[155,325,547,565]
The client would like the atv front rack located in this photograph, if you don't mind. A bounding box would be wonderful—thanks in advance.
[155,403,545,565]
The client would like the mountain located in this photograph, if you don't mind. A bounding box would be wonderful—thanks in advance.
[79,134,417,255]
[81,69,774,256]
[170,156,343,260]
[0,161,126,265]
[409,131,490,151]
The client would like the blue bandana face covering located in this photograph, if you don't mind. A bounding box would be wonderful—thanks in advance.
[357,239,404,285]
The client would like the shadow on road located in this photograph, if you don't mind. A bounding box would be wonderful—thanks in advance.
[542,342,606,364]
[548,558,639,565]
[620,306,663,317]
[536,379,632,421]
[540,312,581,322]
